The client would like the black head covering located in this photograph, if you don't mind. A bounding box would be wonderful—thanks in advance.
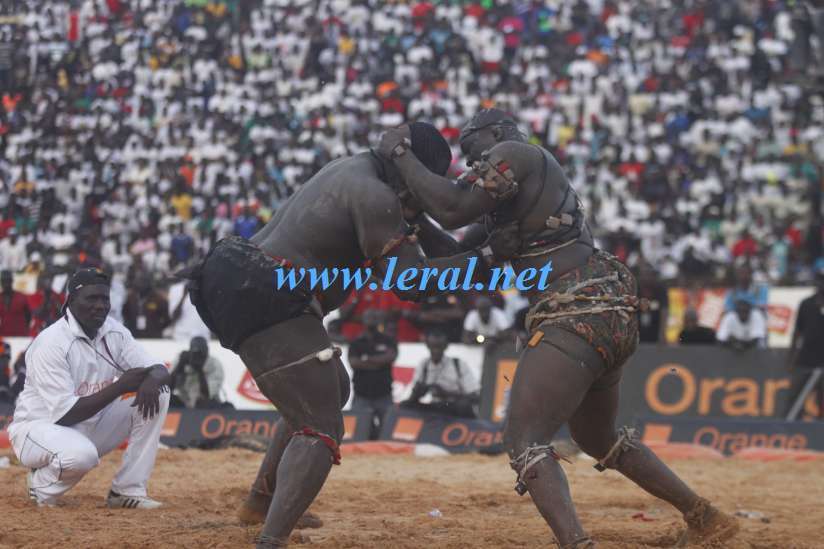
[459,108,519,142]
[61,268,111,315]
[408,121,452,176]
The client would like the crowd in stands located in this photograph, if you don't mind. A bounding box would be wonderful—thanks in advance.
[1,0,823,348]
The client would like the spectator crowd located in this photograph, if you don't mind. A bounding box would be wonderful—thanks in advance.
[0,0,823,349]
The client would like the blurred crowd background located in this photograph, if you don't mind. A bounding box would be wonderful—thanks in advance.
[0,0,822,347]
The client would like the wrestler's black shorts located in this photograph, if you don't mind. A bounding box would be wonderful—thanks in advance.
[185,236,314,352]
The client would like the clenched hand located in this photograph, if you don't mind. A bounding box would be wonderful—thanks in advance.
[486,222,522,261]
[377,126,411,160]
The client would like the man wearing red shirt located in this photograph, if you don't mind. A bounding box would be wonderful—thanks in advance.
[375,290,422,343]
[27,275,64,336]
[732,231,758,258]
[0,270,31,337]
[339,287,379,341]
[339,286,422,343]
[0,217,15,238]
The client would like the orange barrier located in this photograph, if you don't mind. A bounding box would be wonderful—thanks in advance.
[340,441,415,456]
[0,430,9,450]
[733,447,824,462]
[645,442,725,460]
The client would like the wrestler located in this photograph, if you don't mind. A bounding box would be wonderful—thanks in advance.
[378,110,739,548]
[182,122,515,548]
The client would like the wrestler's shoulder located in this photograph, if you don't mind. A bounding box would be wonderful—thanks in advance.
[485,141,551,170]
[318,153,385,185]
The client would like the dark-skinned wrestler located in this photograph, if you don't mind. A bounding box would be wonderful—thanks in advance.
[183,122,516,549]
[377,110,739,548]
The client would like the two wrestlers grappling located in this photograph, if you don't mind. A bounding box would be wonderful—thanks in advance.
[185,113,739,548]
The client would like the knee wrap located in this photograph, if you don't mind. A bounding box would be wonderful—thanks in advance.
[292,427,342,465]
[509,444,569,496]
[594,426,639,472]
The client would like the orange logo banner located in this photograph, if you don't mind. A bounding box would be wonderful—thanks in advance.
[392,417,423,441]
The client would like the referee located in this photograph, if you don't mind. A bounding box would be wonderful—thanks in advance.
[8,269,171,508]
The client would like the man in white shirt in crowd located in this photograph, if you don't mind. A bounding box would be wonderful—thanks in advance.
[0,228,28,272]
[462,296,511,346]
[7,268,171,509]
[401,330,480,418]
[166,278,211,342]
[717,299,768,350]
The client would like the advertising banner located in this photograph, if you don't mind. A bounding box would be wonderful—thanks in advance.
[637,415,824,455]
[0,403,372,449]
[380,408,504,453]
[379,407,568,454]
[765,287,810,347]
[482,344,820,424]
[158,409,372,448]
[0,337,484,411]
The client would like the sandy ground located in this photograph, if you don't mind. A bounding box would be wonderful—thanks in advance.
[1,447,823,549]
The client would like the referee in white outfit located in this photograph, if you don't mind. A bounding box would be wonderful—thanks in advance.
[8,268,171,509]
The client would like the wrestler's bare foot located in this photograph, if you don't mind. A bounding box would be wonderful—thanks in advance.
[238,493,323,529]
[676,498,739,547]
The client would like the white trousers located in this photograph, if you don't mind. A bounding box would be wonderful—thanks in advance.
[11,392,169,504]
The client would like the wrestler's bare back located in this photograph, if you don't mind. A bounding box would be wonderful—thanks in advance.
[250,153,405,312]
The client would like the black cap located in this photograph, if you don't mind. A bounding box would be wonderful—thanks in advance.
[408,121,452,176]
[67,268,111,295]
[61,268,111,315]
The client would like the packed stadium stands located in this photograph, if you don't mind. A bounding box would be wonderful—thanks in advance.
[0,0,822,341]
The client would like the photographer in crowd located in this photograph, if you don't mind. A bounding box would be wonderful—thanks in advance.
[402,330,480,419]
[169,336,229,409]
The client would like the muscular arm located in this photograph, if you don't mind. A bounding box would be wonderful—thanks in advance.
[353,182,495,302]
[56,368,150,426]
[390,141,542,230]
[56,383,129,426]
[372,242,489,302]
[415,218,488,258]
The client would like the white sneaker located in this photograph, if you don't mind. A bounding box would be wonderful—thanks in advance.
[106,491,163,509]
[27,470,62,507]
[26,469,36,503]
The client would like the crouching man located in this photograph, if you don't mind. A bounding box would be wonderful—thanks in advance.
[7,268,171,509]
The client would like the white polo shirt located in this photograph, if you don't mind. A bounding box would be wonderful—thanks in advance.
[8,311,160,439]
[716,309,768,348]
[463,307,510,338]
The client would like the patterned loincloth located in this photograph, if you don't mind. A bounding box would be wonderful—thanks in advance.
[524,250,640,370]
